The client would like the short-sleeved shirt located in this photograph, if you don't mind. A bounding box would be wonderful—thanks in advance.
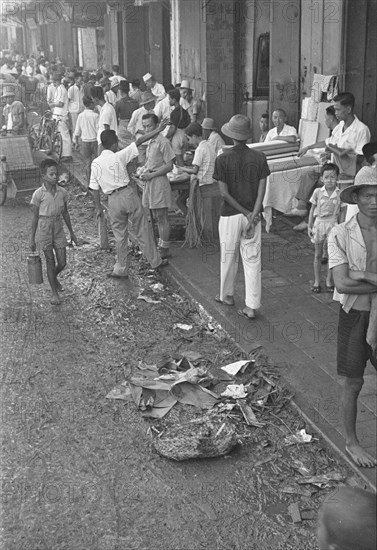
[153,97,173,137]
[328,215,370,312]
[309,186,343,219]
[74,109,99,142]
[207,131,225,155]
[145,134,175,172]
[193,140,216,186]
[3,101,25,131]
[89,142,139,194]
[265,124,297,142]
[213,144,270,217]
[53,84,69,117]
[180,96,203,123]
[325,116,370,155]
[97,102,118,144]
[30,183,68,216]
[68,84,80,113]
[170,106,190,129]
[127,106,149,137]
[115,97,139,121]
[151,82,166,102]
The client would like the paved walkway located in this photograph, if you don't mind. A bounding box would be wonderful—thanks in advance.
[68,156,376,489]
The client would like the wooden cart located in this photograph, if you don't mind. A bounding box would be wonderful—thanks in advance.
[0,135,41,205]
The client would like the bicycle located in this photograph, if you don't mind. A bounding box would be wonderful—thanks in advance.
[28,109,63,162]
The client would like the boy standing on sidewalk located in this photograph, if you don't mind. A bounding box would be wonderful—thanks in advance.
[213,115,270,319]
[328,165,377,469]
[73,97,99,189]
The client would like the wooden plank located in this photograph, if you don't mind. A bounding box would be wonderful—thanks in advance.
[344,0,367,118]
[362,0,377,139]
[300,0,314,99]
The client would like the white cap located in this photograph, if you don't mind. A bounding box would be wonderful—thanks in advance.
[143,73,153,82]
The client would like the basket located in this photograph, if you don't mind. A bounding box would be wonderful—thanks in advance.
[152,418,237,461]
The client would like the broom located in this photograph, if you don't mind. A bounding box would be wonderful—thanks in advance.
[183,177,205,248]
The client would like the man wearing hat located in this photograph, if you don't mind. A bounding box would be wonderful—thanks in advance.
[105,77,120,107]
[213,115,270,319]
[143,73,166,103]
[179,80,203,124]
[328,165,377,468]
[202,117,225,155]
[127,90,156,164]
[2,89,25,134]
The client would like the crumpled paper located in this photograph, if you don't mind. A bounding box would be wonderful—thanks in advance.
[221,384,248,399]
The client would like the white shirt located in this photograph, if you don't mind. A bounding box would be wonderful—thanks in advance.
[105,89,117,107]
[47,83,56,105]
[68,84,80,113]
[193,140,216,186]
[89,142,139,194]
[127,106,148,137]
[53,84,69,117]
[265,124,297,142]
[151,82,166,102]
[325,116,370,155]
[153,97,172,136]
[74,109,99,142]
[207,131,225,155]
[97,102,118,144]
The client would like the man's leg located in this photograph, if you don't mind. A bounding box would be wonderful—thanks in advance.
[153,207,170,258]
[218,214,241,302]
[127,188,162,268]
[313,241,323,288]
[43,247,60,304]
[342,377,376,467]
[240,219,261,315]
[58,117,72,158]
[107,193,129,276]
[80,141,91,188]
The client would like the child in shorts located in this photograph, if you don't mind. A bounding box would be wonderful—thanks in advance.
[317,487,376,550]
[308,163,346,292]
[30,158,78,305]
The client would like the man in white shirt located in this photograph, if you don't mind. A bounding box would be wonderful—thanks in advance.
[49,75,72,160]
[143,73,166,102]
[264,109,297,142]
[153,84,174,136]
[90,85,117,154]
[89,128,168,277]
[67,76,80,134]
[127,91,156,164]
[201,117,225,155]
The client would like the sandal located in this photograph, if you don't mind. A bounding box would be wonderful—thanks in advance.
[237,308,255,320]
[311,286,321,293]
[326,285,335,293]
[215,294,235,306]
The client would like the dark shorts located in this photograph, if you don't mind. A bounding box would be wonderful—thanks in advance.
[337,307,377,378]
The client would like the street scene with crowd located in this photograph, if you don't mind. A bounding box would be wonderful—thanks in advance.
[1,4,376,549]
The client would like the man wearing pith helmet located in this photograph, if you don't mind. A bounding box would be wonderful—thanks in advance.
[328,164,377,469]
[213,114,270,320]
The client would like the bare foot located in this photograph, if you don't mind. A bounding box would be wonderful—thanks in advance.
[55,280,64,292]
[50,293,61,306]
[346,443,377,468]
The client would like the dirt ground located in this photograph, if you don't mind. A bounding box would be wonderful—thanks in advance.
[0,182,366,550]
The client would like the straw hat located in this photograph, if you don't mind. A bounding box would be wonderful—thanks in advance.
[139,91,156,106]
[201,118,216,130]
[142,72,153,82]
[340,166,377,204]
[179,80,193,91]
[221,114,252,141]
[110,77,120,89]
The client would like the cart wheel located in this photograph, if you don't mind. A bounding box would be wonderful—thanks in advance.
[53,133,63,162]
[0,183,7,205]
[40,133,52,154]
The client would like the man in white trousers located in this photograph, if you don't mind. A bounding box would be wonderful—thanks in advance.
[213,115,270,319]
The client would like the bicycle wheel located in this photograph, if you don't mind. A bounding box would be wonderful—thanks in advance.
[0,183,7,205]
[40,133,52,154]
[53,133,63,162]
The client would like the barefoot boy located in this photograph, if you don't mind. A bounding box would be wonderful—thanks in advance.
[30,159,78,305]
[328,165,377,467]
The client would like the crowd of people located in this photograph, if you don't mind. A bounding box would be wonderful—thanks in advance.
[1,52,376,480]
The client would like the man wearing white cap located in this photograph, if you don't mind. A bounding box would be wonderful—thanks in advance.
[105,77,120,107]
[213,115,270,319]
[328,165,377,469]
[202,118,225,155]
[143,73,166,103]
[179,80,203,124]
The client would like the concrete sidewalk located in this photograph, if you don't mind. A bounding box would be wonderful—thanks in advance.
[67,154,376,489]
[165,217,377,490]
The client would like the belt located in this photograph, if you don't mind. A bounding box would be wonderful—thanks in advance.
[108,186,128,195]
[39,215,62,219]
